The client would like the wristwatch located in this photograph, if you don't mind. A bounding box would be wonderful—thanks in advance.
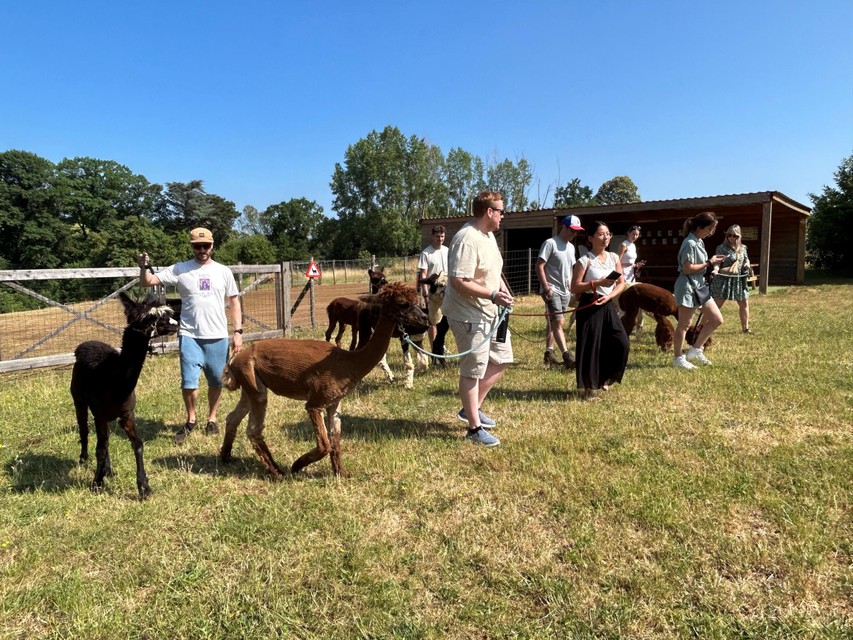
[233,329,243,335]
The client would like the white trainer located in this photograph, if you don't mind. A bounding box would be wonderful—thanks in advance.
[672,355,697,370]
[686,346,712,366]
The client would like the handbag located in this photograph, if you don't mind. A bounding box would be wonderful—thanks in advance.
[693,283,711,307]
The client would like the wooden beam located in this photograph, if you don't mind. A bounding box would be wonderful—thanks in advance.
[759,201,772,294]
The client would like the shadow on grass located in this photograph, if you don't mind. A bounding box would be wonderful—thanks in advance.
[4,452,78,493]
[151,452,270,479]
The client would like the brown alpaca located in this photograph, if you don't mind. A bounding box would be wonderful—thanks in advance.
[618,283,711,352]
[324,296,363,350]
[221,281,427,478]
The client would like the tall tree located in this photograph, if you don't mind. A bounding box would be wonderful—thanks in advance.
[444,147,485,216]
[330,126,446,257]
[263,197,325,261]
[553,178,596,208]
[0,150,65,268]
[595,176,641,205]
[486,156,533,211]
[807,151,853,273]
[155,180,239,244]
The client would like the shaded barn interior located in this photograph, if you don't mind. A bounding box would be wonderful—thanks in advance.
[420,192,810,294]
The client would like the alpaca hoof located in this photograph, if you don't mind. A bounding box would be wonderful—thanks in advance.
[220,451,234,464]
[138,485,152,500]
[90,481,105,494]
[78,455,88,465]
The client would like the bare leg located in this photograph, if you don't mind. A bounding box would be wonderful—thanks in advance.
[182,388,198,424]
[207,386,223,423]
[692,301,723,349]
[738,299,750,331]
[458,362,508,429]
[674,306,695,357]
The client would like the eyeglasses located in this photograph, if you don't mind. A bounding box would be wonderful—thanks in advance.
[192,243,212,250]
[726,234,740,239]
[490,207,505,214]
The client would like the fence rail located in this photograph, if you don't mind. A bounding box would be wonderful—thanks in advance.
[0,251,539,374]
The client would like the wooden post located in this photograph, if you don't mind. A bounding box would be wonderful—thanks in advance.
[331,260,337,284]
[527,248,533,294]
[274,268,282,332]
[282,262,292,337]
[759,201,772,295]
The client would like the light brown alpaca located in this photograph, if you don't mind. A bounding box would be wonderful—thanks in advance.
[220,281,427,478]
[618,282,712,352]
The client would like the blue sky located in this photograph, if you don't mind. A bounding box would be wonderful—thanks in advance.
[2,1,851,217]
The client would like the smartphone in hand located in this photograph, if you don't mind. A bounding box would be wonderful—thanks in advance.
[605,270,621,280]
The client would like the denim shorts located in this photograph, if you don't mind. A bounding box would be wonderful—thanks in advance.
[178,336,229,389]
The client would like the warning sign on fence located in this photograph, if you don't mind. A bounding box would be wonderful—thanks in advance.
[305,260,322,279]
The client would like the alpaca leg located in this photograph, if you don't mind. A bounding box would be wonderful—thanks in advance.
[244,388,286,478]
[72,391,90,465]
[118,412,151,499]
[432,316,449,366]
[377,353,394,383]
[221,390,251,463]
[334,324,345,348]
[655,316,675,351]
[326,400,343,476]
[324,319,335,342]
[404,349,415,390]
[91,417,111,491]
[291,406,333,474]
[636,311,646,336]
[348,325,358,351]
[411,337,429,374]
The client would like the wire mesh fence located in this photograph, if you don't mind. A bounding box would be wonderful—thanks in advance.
[0,251,535,373]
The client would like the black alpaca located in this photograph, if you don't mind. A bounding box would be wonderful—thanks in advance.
[70,292,179,498]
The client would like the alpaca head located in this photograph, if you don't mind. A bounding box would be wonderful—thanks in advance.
[119,292,180,339]
[367,267,388,294]
[361,281,427,329]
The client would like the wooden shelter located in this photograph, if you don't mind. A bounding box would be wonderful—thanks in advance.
[420,191,810,294]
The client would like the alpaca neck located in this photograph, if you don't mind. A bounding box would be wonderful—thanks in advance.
[353,314,396,374]
[116,327,150,396]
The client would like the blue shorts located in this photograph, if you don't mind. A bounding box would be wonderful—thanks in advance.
[178,336,229,389]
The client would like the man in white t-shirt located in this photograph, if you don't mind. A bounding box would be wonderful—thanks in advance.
[442,190,514,447]
[138,227,242,443]
[417,225,450,359]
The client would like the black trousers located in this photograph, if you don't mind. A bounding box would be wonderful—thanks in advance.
[575,294,630,391]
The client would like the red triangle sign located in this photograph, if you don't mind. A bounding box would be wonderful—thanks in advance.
[305,261,322,278]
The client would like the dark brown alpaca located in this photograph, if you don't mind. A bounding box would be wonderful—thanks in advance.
[70,293,179,498]
[221,281,427,478]
[618,283,711,352]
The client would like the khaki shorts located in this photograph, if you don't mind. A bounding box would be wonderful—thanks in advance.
[448,317,513,379]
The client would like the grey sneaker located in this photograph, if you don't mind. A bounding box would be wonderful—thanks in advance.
[543,350,562,366]
[465,427,500,447]
[457,408,496,428]
[686,346,712,366]
[562,350,576,370]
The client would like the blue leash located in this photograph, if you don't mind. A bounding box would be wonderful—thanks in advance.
[401,306,511,360]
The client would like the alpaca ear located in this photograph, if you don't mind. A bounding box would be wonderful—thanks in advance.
[117,292,138,317]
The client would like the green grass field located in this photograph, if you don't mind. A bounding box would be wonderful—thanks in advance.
[1,277,851,639]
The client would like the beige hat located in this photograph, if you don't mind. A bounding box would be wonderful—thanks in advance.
[189,227,214,244]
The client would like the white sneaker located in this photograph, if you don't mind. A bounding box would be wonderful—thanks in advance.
[672,355,697,370]
[686,347,712,366]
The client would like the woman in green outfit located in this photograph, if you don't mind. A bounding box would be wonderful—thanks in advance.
[710,224,754,334]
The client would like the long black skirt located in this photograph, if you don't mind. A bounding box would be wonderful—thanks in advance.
[575,294,630,391]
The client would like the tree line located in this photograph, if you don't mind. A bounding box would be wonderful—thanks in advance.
[1,125,644,275]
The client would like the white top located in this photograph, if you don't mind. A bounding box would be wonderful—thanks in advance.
[442,221,503,322]
[620,240,638,282]
[578,252,620,296]
[155,260,239,339]
[417,244,449,277]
